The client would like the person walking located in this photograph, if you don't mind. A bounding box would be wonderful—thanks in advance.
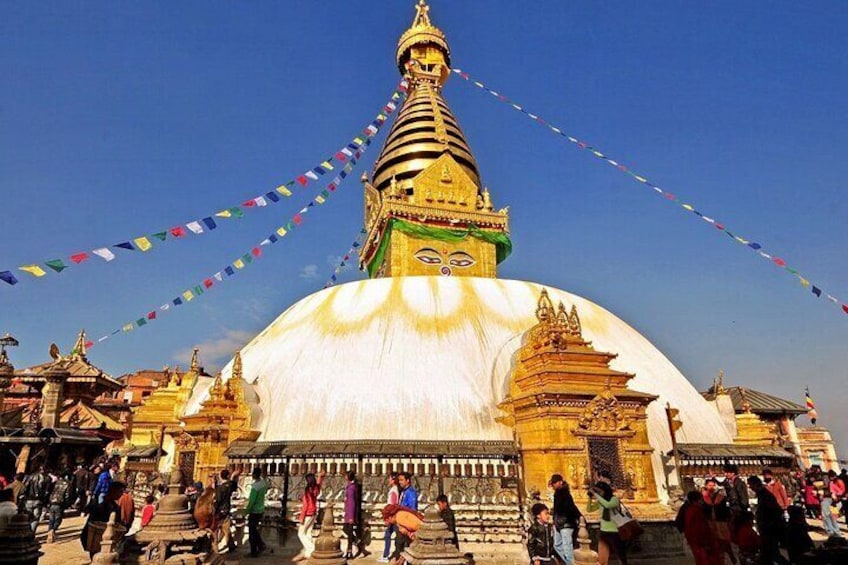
[244,467,269,558]
[723,463,748,545]
[820,487,843,538]
[527,502,557,564]
[343,470,368,559]
[763,469,790,513]
[46,469,73,543]
[116,482,136,531]
[702,477,737,565]
[681,491,714,565]
[549,473,581,565]
[23,465,52,532]
[294,470,324,562]
[436,494,459,549]
[214,468,241,553]
[747,475,788,565]
[398,472,418,511]
[92,464,113,505]
[785,505,813,563]
[586,481,628,565]
[803,478,821,519]
[378,473,400,563]
[72,464,90,511]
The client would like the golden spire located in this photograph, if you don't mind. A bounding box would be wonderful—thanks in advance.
[396,0,450,80]
[231,350,243,381]
[72,329,87,359]
[189,347,200,373]
[209,372,225,401]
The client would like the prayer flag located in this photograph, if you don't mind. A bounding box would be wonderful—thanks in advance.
[748,242,762,250]
[0,271,18,285]
[173,297,183,306]
[352,242,360,248]
[773,257,787,267]
[843,304,848,315]
[234,259,245,269]
[202,217,217,230]
[152,231,168,241]
[335,152,347,161]
[276,185,293,196]
[242,253,252,264]
[251,247,261,257]
[812,286,822,297]
[114,241,135,250]
[315,195,326,204]
[160,304,170,310]
[136,318,147,326]
[285,222,294,231]
[347,143,359,151]
[45,259,67,273]
[242,200,256,207]
[93,248,116,261]
[293,214,303,225]
[134,237,153,251]
[297,176,308,186]
[186,222,204,234]
[353,137,365,145]
[230,207,244,218]
[799,278,810,287]
[214,272,223,282]
[260,238,271,246]
[70,252,89,264]
[269,234,278,243]
[305,171,319,181]
[225,266,235,276]
[19,265,47,277]
[342,147,353,157]
[216,210,232,218]
[321,160,334,171]
[254,196,267,207]
[147,311,156,320]
[183,290,194,301]
[170,226,186,238]
[193,285,204,295]
[204,278,213,289]
[265,191,280,203]
[276,227,287,237]
[122,324,133,332]
[313,167,326,176]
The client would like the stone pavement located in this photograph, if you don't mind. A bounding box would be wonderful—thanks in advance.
[37,515,848,564]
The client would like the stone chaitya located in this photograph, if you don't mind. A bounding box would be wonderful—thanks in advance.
[402,504,469,565]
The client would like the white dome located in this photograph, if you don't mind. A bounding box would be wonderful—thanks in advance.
[189,276,733,498]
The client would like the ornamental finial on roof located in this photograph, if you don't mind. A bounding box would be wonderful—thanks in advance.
[536,289,554,323]
[190,347,200,373]
[231,350,243,382]
[413,0,432,28]
[72,329,87,359]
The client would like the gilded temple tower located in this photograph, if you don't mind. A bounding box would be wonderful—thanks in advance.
[360,0,511,278]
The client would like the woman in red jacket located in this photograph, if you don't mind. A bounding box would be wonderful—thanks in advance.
[294,470,325,562]
[682,490,715,565]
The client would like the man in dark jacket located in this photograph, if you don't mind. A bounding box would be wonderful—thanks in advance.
[527,503,556,564]
[550,473,581,565]
[747,476,789,565]
[46,470,73,542]
[73,464,91,511]
[723,463,748,540]
[214,468,241,551]
[23,465,52,532]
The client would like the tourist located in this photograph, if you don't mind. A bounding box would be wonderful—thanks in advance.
[722,463,748,539]
[294,470,324,562]
[747,475,788,565]
[827,470,845,517]
[436,494,459,549]
[701,477,736,565]
[9,473,25,511]
[92,464,113,504]
[586,481,628,565]
[46,469,73,543]
[0,488,18,534]
[803,478,821,519]
[214,468,241,553]
[549,473,581,565]
[785,505,813,563]
[378,473,400,563]
[245,466,269,558]
[527,502,556,564]
[681,491,713,565]
[185,481,200,512]
[398,472,418,511]
[820,486,843,538]
[762,469,790,512]
[116,482,135,530]
[381,504,423,563]
[141,494,156,527]
[80,482,122,558]
[343,470,368,559]
[23,465,52,532]
[74,463,91,512]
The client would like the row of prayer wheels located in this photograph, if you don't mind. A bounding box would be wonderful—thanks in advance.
[228,458,518,479]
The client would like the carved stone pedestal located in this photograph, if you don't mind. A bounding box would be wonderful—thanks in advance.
[307,504,346,565]
[0,513,42,565]
[402,505,470,565]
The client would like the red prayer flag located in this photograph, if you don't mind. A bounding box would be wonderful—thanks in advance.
[84,340,94,349]
[293,214,303,225]
[664,193,677,201]
[343,255,350,261]
[843,304,848,315]
[242,199,256,207]
[617,164,628,172]
[335,152,346,161]
[203,278,213,289]
[147,311,156,320]
[70,252,89,264]
[170,226,186,237]
[297,176,308,186]
[773,257,787,267]
[714,223,725,230]
[328,183,337,192]
[251,247,261,257]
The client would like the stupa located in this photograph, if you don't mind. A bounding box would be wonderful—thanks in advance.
[402,505,469,565]
[186,0,733,549]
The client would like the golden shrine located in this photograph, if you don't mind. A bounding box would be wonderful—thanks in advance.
[499,290,660,508]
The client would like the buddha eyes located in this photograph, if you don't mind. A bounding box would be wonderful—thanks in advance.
[448,252,475,268]
[414,248,443,264]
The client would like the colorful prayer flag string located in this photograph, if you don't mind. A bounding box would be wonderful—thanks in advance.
[0,80,408,286]
[324,228,367,288]
[451,67,848,317]
[81,98,395,349]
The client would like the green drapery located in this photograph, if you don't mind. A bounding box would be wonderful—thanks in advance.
[367,218,513,276]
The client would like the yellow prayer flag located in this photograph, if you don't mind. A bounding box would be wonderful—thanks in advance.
[682,204,694,211]
[320,160,334,171]
[122,324,133,332]
[734,236,749,245]
[315,195,326,204]
[234,259,245,269]
[634,175,648,183]
[276,185,292,197]
[276,227,287,237]
[134,237,152,252]
[353,136,364,145]
[215,210,232,218]
[19,265,47,277]
[800,277,810,287]
[183,290,194,301]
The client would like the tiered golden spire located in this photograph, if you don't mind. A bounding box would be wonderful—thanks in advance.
[71,329,87,359]
[360,1,511,279]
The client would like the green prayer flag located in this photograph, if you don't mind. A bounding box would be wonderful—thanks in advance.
[242,253,253,264]
[194,285,204,295]
[137,318,147,326]
[45,259,67,273]
[230,207,245,218]
[152,231,168,241]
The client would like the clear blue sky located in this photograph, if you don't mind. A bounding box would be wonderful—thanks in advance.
[2,1,846,454]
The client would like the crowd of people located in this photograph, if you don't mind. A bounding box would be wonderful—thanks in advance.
[675,464,847,565]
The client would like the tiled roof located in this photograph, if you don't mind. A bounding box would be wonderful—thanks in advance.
[702,386,807,416]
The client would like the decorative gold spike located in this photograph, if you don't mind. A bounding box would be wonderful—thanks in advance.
[72,329,87,358]
[568,304,582,337]
[536,289,554,323]
[189,347,200,373]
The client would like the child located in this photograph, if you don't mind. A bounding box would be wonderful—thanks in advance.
[527,502,556,564]
[436,494,459,549]
[141,495,156,528]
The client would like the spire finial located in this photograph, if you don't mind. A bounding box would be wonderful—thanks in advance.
[72,329,87,358]
[413,0,432,28]
[535,289,554,323]
[190,347,200,373]
[232,350,243,382]
[210,372,225,400]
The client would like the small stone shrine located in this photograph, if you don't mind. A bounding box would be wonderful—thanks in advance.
[0,512,42,565]
[307,503,346,565]
[402,505,470,565]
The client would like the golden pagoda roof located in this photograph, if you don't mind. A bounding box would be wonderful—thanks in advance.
[396,0,450,72]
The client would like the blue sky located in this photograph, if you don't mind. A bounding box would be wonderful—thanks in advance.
[2,1,846,454]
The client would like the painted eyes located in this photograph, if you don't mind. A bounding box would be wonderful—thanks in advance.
[414,249,476,268]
